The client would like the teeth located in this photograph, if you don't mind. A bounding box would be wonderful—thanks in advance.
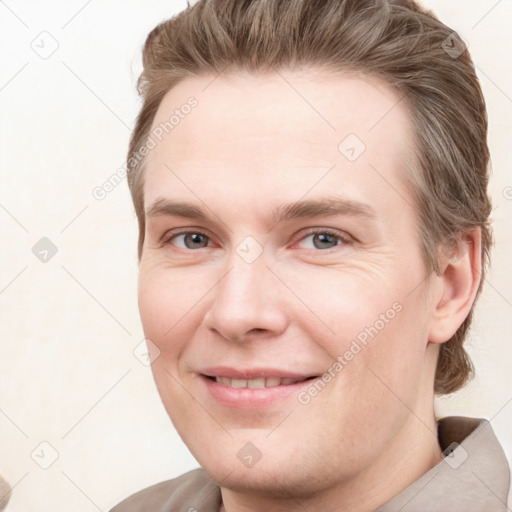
[248,378,266,388]
[214,376,303,388]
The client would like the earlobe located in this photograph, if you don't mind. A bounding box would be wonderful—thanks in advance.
[428,228,482,345]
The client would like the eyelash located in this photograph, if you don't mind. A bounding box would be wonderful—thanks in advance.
[162,228,352,252]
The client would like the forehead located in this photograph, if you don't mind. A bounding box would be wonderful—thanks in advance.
[144,69,417,217]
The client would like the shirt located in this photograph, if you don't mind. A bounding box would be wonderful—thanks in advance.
[109,416,510,511]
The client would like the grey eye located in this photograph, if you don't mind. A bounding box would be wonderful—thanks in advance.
[300,232,342,250]
[175,233,209,249]
[313,233,339,249]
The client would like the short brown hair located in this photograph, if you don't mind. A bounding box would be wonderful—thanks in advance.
[127,0,493,395]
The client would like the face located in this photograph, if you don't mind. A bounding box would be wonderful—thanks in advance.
[138,69,439,496]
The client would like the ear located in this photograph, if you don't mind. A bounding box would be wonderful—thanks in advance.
[428,227,482,345]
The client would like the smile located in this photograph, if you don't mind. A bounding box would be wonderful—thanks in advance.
[199,369,319,408]
[212,376,312,388]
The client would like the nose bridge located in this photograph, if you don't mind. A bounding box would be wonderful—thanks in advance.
[206,248,286,341]
[223,257,263,307]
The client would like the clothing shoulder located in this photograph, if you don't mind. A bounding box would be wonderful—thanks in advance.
[109,468,220,512]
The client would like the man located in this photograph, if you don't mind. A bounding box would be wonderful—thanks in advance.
[110,0,510,510]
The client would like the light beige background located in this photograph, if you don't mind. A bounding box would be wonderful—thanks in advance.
[0,0,511,510]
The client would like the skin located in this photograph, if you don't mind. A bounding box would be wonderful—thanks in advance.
[138,68,481,512]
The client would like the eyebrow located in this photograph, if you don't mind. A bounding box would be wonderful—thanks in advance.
[146,196,377,225]
[271,197,377,225]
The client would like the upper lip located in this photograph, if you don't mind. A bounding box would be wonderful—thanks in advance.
[199,366,318,380]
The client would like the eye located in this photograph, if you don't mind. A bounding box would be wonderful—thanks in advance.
[162,228,350,252]
[165,231,211,250]
[296,229,349,251]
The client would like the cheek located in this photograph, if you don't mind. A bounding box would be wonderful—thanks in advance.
[137,282,172,344]
[280,262,401,342]
[293,263,430,393]
[332,293,430,418]
[138,271,190,370]
[137,261,209,342]
[137,272,200,420]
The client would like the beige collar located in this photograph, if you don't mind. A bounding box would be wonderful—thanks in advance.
[377,416,510,511]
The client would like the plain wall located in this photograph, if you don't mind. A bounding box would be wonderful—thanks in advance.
[0,1,511,510]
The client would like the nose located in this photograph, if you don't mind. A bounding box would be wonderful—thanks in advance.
[203,252,288,343]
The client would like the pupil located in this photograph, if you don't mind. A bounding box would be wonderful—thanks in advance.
[186,233,207,249]
[314,233,337,249]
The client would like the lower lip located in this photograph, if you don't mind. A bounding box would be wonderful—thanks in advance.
[201,375,315,408]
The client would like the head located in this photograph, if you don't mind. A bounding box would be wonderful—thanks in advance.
[127,0,492,501]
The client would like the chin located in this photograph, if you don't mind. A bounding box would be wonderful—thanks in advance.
[195,443,337,500]
[203,463,311,498]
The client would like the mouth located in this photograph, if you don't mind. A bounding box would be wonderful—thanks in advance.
[198,367,319,408]
[206,375,316,388]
